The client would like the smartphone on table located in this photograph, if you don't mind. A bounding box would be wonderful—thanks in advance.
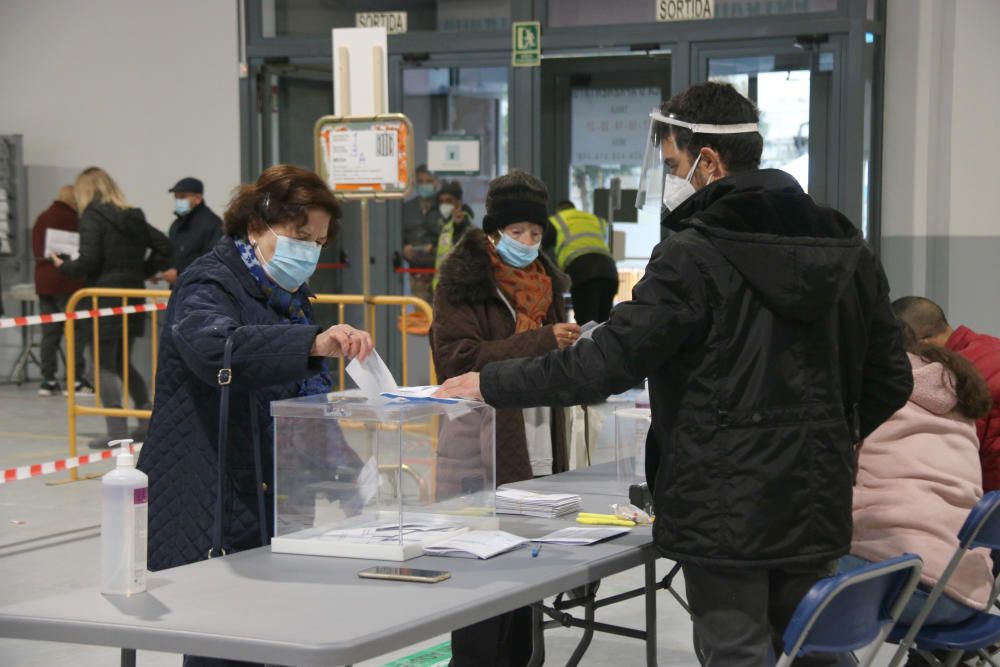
[357,566,451,584]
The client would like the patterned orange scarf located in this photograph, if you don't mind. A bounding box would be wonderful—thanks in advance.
[488,243,552,332]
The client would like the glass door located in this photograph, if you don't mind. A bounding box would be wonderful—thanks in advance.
[541,55,671,269]
[692,38,847,226]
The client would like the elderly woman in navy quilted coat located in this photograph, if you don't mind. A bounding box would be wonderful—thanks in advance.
[138,165,372,582]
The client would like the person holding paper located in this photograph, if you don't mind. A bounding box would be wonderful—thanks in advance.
[431,169,579,667]
[436,83,913,666]
[32,185,90,396]
[52,168,170,447]
[136,164,372,667]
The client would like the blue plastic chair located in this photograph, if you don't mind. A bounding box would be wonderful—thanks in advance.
[775,554,924,667]
[888,490,1000,667]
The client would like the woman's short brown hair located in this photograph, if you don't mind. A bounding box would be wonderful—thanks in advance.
[224,164,341,242]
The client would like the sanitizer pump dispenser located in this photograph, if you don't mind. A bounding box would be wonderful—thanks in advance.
[101,440,148,596]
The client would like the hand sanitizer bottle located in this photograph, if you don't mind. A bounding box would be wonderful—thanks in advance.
[101,440,148,596]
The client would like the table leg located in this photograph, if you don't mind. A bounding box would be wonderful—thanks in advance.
[565,589,595,667]
[645,558,658,667]
[121,648,136,667]
[527,604,545,667]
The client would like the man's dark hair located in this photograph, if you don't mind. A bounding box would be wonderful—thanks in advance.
[892,296,950,340]
[656,82,763,173]
[416,164,431,177]
[556,200,575,211]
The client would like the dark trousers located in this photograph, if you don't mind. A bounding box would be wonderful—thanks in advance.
[682,561,839,667]
[450,606,534,667]
[38,294,87,382]
[570,278,618,325]
[97,335,150,412]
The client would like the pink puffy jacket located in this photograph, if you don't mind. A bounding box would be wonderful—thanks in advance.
[852,353,994,609]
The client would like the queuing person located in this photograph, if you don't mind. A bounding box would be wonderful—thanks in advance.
[893,296,1000,490]
[432,169,580,667]
[158,177,223,286]
[137,165,371,667]
[432,180,473,289]
[436,82,912,666]
[401,164,443,304]
[51,167,170,449]
[32,185,91,396]
[842,324,993,638]
[546,200,619,324]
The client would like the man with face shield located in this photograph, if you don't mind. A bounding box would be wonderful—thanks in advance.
[436,83,913,665]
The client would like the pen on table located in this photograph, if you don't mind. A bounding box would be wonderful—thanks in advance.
[531,544,543,557]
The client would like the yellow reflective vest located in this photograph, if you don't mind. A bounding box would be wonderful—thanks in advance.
[549,209,613,272]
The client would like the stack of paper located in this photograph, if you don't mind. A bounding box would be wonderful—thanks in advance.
[496,489,582,518]
[423,530,528,559]
[531,526,631,545]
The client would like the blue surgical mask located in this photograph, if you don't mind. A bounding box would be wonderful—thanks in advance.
[174,198,191,216]
[257,225,321,292]
[496,232,540,269]
[416,184,435,199]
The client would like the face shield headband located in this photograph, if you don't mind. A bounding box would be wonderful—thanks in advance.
[635,111,760,210]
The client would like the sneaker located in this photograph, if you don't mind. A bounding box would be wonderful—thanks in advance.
[88,436,114,450]
[64,379,95,397]
[38,380,61,397]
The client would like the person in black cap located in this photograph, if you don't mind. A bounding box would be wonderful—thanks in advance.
[159,177,222,286]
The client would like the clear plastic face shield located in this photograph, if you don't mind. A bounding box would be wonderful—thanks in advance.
[635,111,760,214]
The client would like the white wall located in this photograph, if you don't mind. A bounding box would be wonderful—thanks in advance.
[881,0,1000,333]
[0,0,241,233]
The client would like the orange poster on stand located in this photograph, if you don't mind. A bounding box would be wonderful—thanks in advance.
[315,114,413,199]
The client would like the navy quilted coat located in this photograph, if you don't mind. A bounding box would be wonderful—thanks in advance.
[138,237,326,571]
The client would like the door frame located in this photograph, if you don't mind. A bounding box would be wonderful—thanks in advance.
[690,37,846,213]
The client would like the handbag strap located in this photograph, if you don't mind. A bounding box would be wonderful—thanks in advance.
[209,336,235,559]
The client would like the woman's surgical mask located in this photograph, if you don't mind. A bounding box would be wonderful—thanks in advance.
[174,198,192,216]
[416,183,435,199]
[496,232,540,269]
[661,154,702,214]
[257,224,321,292]
[439,203,455,219]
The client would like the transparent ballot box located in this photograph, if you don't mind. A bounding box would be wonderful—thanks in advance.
[614,407,651,493]
[271,391,497,561]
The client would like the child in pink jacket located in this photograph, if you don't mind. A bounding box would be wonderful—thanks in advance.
[842,331,993,627]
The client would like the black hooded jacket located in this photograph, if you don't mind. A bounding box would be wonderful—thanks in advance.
[480,169,912,567]
[59,202,170,339]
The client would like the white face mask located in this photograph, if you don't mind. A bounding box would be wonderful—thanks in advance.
[439,203,455,219]
[662,154,702,214]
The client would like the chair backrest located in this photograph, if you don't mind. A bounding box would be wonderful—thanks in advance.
[958,490,1000,550]
[778,554,923,665]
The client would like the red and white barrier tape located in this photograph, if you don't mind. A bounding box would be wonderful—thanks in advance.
[0,443,142,484]
[0,302,166,330]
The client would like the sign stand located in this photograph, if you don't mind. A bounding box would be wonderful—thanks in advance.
[315,29,414,329]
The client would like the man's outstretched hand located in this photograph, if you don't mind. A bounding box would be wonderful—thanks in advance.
[433,372,483,401]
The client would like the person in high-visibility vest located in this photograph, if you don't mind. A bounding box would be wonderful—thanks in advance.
[545,201,619,324]
[432,180,473,291]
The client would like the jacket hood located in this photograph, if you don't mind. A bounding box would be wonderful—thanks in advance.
[435,227,569,305]
[908,352,960,415]
[89,202,148,234]
[665,169,864,322]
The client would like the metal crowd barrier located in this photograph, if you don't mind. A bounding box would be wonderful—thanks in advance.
[60,287,435,483]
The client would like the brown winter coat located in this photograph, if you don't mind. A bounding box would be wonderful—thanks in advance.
[432,228,570,488]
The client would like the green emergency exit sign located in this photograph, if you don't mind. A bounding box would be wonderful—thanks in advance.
[512,21,541,67]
